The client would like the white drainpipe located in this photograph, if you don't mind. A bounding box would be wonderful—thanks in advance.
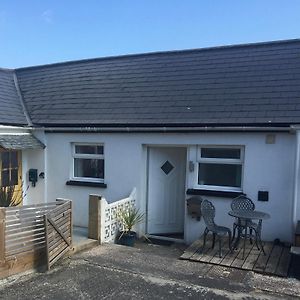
[293,129,300,227]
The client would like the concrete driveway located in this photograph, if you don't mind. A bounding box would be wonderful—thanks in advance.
[0,241,299,299]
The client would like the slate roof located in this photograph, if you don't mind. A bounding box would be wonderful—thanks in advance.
[0,69,28,126]
[4,39,300,127]
[0,134,45,150]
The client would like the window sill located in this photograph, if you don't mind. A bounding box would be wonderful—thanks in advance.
[66,180,107,188]
[186,188,244,198]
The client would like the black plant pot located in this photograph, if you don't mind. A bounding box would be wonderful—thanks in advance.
[118,231,137,247]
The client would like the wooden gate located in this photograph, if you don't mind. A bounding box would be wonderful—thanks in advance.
[44,199,72,270]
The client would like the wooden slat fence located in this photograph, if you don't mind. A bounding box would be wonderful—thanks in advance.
[44,200,72,270]
[0,199,72,279]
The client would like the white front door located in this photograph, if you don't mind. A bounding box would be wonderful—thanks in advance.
[147,147,186,235]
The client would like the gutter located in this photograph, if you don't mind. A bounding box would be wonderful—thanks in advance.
[41,126,293,133]
[290,125,300,131]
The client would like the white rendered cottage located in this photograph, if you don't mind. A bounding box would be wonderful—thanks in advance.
[1,39,300,244]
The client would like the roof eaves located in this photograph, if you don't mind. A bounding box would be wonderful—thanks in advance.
[37,122,293,128]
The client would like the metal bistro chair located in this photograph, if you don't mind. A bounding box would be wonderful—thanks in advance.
[231,195,263,253]
[201,199,232,257]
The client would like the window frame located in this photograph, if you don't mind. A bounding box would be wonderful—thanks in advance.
[196,145,244,192]
[71,143,105,183]
[0,150,20,187]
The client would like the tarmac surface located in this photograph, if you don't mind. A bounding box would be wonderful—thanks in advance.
[0,241,299,299]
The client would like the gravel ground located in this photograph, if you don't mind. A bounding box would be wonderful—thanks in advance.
[0,241,299,299]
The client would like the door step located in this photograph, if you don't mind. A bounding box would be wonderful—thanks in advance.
[146,234,185,244]
[71,238,99,254]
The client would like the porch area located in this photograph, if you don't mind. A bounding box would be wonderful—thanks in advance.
[72,226,98,253]
[180,234,291,277]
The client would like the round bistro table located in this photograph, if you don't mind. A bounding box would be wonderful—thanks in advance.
[228,210,270,258]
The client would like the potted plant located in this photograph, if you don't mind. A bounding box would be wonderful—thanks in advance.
[117,207,144,247]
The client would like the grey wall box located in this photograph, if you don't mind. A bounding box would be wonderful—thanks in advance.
[258,191,269,202]
[29,169,38,187]
[186,196,202,221]
[265,134,276,144]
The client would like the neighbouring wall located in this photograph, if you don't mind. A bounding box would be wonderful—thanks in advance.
[43,131,296,243]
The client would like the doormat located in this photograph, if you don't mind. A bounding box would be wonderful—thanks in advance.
[146,237,174,246]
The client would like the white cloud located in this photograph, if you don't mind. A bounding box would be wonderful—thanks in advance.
[41,9,53,24]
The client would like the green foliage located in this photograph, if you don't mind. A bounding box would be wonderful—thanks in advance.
[118,207,144,234]
[0,182,28,207]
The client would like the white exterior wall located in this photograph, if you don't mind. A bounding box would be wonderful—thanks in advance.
[43,131,296,244]
[22,130,47,205]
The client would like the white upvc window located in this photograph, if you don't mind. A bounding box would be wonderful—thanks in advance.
[197,146,244,192]
[72,144,104,183]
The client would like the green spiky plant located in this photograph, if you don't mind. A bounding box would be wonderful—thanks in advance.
[0,181,28,207]
[118,207,144,239]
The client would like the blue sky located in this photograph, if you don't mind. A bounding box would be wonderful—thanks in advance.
[1,1,300,68]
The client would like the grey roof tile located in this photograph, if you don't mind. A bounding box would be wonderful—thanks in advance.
[12,39,300,127]
[0,134,45,149]
[0,70,27,125]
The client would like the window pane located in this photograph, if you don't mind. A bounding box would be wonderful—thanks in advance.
[11,169,19,186]
[10,152,18,168]
[1,152,9,169]
[74,158,104,179]
[75,145,103,155]
[198,163,242,187]
[1,170,9,187]
[201,148,240,159]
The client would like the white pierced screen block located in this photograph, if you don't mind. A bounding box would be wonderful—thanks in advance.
[103,196,136,243]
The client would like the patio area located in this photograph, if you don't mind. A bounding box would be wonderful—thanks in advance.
[180,234,291,277]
